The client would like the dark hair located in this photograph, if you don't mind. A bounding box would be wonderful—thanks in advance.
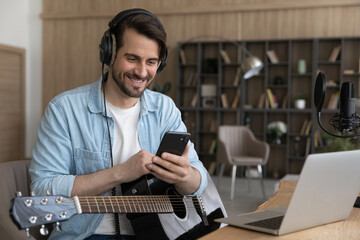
[113,14,167,61]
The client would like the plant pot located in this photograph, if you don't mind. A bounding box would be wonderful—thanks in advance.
[294,99,306,109]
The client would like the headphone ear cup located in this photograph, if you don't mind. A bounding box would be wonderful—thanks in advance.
[156,49,168,74]
[99,30,113,66]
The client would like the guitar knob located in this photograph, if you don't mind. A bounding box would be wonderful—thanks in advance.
[25,228,31,238]
[45,213,53,221]
[131,188,138,194]
[25,199,33,207]
[29,216,37,224]
[56,222,62,232]
[41,198,49,205]
[40,225,49,236]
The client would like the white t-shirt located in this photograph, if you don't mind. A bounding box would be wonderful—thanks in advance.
[95,99,141,235]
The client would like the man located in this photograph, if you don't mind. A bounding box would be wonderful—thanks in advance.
[30,8,208,240]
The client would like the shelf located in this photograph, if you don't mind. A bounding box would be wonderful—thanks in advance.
[177,37,360,176]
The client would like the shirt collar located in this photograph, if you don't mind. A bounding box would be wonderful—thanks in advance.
[88,75,158,116]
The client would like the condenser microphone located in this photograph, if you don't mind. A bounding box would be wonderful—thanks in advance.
[314,71,360,138]
[338,82,356,131]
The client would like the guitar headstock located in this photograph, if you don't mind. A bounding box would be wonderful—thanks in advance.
[11,195,78,230]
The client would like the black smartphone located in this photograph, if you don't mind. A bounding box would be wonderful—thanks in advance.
[156,131,191,157]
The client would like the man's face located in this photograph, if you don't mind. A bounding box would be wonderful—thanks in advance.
[111,28,160,98]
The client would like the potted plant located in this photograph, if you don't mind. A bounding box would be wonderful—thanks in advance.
[294,93,307,109]
[267,121,287,144]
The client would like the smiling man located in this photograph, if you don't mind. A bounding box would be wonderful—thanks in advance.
[29,8,207,240]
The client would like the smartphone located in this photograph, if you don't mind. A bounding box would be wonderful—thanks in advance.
[156,131,191,157]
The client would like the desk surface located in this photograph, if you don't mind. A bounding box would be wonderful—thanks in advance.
[200,180,360,240]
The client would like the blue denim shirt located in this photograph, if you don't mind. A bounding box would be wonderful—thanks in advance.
[29,78,207,240]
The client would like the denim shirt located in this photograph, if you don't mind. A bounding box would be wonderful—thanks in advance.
[29,78,208,240]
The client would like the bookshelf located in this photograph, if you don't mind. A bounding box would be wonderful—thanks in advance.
[177,37,360,177]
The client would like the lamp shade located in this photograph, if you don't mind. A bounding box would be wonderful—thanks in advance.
[241,56,264,79]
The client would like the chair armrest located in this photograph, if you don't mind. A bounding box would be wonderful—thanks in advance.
[247,137,270,164]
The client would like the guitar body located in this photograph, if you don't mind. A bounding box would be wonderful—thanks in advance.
[121,172,227,240]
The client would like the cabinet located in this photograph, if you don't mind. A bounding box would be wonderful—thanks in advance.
[176,38,360,177]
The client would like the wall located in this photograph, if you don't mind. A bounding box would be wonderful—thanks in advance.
[41,0,360,108]
[0,0,42,158]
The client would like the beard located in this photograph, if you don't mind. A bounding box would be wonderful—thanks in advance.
[111,68,152,98]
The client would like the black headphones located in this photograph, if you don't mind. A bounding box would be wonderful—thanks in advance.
[99,8,167,73]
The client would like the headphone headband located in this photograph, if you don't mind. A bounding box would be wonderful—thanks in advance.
[108,8,162,31]
[99,8,167,73]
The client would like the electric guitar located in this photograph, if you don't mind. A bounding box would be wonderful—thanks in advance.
[11,172,227,240]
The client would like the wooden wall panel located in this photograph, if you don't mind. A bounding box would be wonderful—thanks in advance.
[0,44,25,163]
[41,0,360,107]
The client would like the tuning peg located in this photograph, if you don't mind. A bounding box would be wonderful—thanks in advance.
[16,191,22,197]
[25,228,31,238]
[40,225,49,236]
[56,222,62,232]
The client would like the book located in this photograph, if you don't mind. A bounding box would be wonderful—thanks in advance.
[208,139,217,154]
[305,137,311,156]
[191,73,198,86]
[266,88,275,109]
[266,50,279,63]
[327,93,335,109]
[190,93,197,107]
[331,94,339,109]
[221,93,229,108]
[207,161,217,175]
[300,119,308,135]
[304,120,312,136]
[185,72,195,86]
[209,119,217,132]
[257,93,266,108]
[233,67,241,86]
[220,50,231,64]
[231,94,240,108]
[281,94,287,109]
[343,69,355,75]
[327,93,339,109]
[314,131,319,147]
[180,49,187,64]
[328,45,341,62]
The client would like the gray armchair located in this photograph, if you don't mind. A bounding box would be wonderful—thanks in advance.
[0,160,50,240]
[216,125,270,200]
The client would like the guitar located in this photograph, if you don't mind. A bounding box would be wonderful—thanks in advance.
[11,172,227,240]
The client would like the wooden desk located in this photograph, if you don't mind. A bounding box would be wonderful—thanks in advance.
[200,180,360,240]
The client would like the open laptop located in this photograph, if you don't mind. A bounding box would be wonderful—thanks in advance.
[215,150,360,235]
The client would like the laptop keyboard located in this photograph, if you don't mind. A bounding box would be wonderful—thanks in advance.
[245,215,284,230]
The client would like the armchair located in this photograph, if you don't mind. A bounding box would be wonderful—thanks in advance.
[216,126,270,200]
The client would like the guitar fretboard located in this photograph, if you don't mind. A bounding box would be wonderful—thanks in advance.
[78,196,174,214]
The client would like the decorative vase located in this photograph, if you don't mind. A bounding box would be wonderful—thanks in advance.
[272,137,281,145]
[297,59,306,74]
[294,99,306,109]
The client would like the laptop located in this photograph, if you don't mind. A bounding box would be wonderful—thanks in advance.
[215,150,360,235]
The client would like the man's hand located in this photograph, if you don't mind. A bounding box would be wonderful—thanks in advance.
[115,150,154,183]
[145,144,201,195]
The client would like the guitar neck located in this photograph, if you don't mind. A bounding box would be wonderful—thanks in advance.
[77,195,174,214]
